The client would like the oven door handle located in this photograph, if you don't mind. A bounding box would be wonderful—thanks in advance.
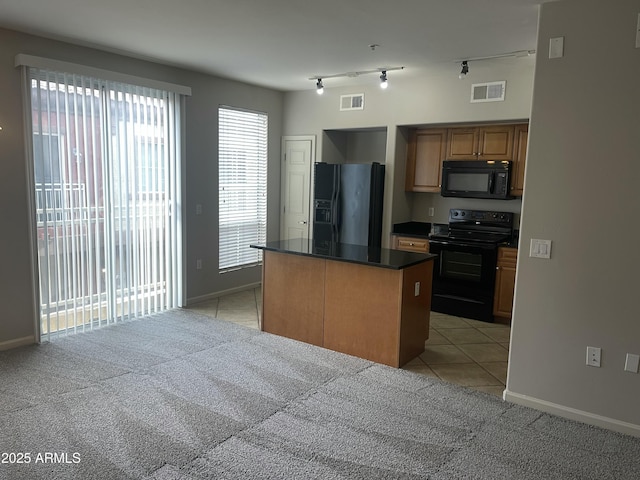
[429,240,498,250]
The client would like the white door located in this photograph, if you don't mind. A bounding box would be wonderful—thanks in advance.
[281,136,314,241]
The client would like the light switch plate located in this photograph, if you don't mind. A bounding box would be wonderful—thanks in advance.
[549,36,564,58]
[636,14,640,48]
[625,353,640,373]
[530,239,552,259]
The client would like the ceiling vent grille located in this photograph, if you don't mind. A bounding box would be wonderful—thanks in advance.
[340,93,365,111]
[470,81,506,103]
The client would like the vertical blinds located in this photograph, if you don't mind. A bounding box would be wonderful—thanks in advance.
[27,67,183,340]
[218,107,268,271]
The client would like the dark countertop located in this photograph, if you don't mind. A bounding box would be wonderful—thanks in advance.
[503,239,519,248]
[503,230,519,248]
[251,239,436,270]
[393,222,520,248]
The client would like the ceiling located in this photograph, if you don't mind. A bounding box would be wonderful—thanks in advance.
[0,0,555,92]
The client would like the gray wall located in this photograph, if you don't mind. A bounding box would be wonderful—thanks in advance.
[412,195,523,227]
[506,0,640,433]
[283,57,534,245]
[322,129,387,164]
[0,27,283,347]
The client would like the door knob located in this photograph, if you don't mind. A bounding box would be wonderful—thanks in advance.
[298,221,308,225]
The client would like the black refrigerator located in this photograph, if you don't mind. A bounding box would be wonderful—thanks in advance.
[313,162,385,249]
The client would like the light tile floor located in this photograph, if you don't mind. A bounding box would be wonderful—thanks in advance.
[187,288,510,397]
[404,311,510,397]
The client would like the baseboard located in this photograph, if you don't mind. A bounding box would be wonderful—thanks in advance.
[186,282,261,306]
[504,389,640,437]
[0,335,36,351]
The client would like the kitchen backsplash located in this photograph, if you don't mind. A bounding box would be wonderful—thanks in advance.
[412,193,522,229]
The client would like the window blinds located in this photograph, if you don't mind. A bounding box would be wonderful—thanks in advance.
[26,67,184,340]
[218,107,268,272]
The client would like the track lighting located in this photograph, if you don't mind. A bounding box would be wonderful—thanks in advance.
[454,49,536,78]
[309,66,403,92]
[379,71,388,89]
[459,61,469,79]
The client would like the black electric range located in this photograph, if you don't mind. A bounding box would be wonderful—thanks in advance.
[429,209,514,322]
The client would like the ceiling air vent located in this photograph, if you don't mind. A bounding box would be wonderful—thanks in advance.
[340,93,365,111]
[470,81,506,103]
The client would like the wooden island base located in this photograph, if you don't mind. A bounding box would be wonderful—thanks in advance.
[261,250,433,368]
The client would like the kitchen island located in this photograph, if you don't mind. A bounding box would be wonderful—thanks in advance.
[250,239,436,368]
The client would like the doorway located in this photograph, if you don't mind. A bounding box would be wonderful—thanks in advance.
[25,68,184,340]
[280,136,315,241]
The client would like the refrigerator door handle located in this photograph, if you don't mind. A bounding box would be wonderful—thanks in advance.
[332,165,341,243]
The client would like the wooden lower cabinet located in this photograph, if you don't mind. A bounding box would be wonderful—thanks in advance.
[261,250,433,367]
[261,252,325,346]
[392,235,429,253]
[493,247,517,322]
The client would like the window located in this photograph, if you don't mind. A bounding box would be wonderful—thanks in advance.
[218,107,268,272]
[26,68,184,340]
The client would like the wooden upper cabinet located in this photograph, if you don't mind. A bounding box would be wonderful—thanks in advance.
[446,127,479,160]
[446,125,515,161]
[510,124,528,196]
[406,123,527,194]
[405,128,446,192]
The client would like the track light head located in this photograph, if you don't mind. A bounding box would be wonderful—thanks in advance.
[459,61,469,79]
[310,66,403,92]
[379,70,388,89]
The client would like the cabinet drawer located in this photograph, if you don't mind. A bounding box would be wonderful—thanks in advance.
[497,247,517,264]
[394,236,429,253]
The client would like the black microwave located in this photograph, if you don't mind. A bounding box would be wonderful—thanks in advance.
[441,160,513,199]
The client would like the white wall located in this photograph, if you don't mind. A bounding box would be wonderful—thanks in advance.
[283,58,534,245]
[0,27,283,347]
[506,0,640,435]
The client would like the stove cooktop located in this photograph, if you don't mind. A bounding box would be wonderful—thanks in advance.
[429,209,515,245]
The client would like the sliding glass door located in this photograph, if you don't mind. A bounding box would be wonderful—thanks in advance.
[27,68,183,340]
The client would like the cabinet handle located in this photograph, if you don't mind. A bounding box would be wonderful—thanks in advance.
[409,243,414,246]
[496,267,500,270]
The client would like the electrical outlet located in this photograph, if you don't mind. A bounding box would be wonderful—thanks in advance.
[195,204,202,215]
[196,259,203,270]
[549,36,564,58]
[428,207,435,217]
[586,346,601,367]
[414,281,420,297]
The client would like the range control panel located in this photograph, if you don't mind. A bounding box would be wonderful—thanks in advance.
[448,209,514,227]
